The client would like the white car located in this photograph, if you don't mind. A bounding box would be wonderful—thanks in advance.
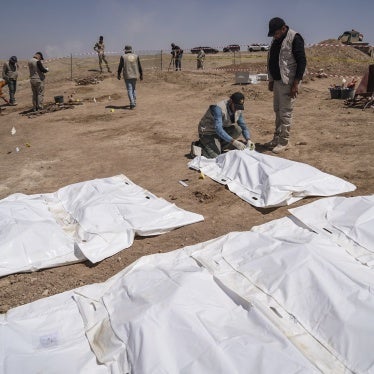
[248,43,269,52]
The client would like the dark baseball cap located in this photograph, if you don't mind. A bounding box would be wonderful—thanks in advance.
[230,92,245,110]
[35,51,44,60]
[268,17,286,37]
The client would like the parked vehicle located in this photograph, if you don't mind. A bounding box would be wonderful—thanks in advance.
[190,46,219,54]
[223,44,240,52]
[248,43,269,52]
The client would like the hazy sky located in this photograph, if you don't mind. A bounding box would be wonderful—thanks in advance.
[1,0,373,59]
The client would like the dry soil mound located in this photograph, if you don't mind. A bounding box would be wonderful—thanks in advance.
[220,39,372,78]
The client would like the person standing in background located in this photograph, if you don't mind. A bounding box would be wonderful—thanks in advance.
[28,52,49,112]
[117,45,143,109]
[197,48,205,70]
[171,43,183,71]
[94,36,111,73]
[2,56,19,106]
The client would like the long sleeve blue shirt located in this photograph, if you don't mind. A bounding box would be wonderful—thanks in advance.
[211,104,250,143]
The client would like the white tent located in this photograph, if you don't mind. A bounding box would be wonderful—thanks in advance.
[188,150,356,207]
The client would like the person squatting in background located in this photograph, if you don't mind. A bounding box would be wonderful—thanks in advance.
[117,45,143,109]
[171,43,183,71]
[28,52,49,112]
[197,92,255,158]
[2,56,19,105]
[265,17,306,154]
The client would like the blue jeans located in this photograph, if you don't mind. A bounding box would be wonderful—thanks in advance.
[8,79,17,104]
[125,78,137,106]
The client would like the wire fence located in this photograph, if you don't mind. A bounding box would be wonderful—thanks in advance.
[8,50,265,84]
[45,47,373,83]
[45,49,256,77]
[2,43,372,85]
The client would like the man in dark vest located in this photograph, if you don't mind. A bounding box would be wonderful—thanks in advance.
[265,17,306,154]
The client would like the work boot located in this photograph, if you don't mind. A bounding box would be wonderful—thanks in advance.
[272,143,289,154]
[263,139,278,150]
[190,141,202,158]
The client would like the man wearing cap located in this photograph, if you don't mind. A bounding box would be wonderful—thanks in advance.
[265,17,306,153]
[28,52,49,111]
[94,36,111,73]
[2,56,19,105]
[197,92,254,158]
[117,45,143,109]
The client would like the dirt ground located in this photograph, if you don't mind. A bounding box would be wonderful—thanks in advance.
[0,51,373,313]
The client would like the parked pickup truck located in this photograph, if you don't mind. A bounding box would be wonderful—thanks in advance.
[248,43,269,52]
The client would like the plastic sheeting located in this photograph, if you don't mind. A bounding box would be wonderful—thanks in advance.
[0,193,79,277]
[81,254,318,373]
[0,175,203,277]
[289,195,374,266]
[188,150,356,207]
[225,220,374,374]
[1,250,321,374]
[56,175,204,263]
[2,197,373,373]
[0,289,110,374]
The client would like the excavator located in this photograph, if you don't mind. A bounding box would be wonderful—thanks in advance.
[338,30,374,57]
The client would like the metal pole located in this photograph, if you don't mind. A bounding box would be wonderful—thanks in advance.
[70,54,73,81]
[161,50,163,71]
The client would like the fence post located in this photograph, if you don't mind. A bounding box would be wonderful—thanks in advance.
[161,50,163,71]
[70,54,73,81]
